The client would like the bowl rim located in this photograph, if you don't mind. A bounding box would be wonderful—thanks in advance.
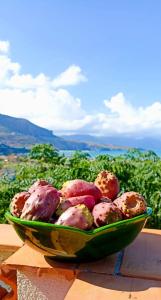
[5,207,152,236]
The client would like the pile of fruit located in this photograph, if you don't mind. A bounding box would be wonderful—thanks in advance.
[10,171,147,230]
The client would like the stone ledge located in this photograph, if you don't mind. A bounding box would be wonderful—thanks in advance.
[1,225,161,299]
[65,272,161,300]
[121,229,161,280]
[0,224,23,252]
[2,244,77,276]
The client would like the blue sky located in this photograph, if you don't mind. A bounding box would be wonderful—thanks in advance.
[0,1,161,137]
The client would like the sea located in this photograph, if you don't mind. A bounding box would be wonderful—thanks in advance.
[59,148,161,158]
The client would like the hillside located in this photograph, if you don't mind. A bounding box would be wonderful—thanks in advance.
[0,114,90,151]
[61,134,161,152]
[0,144,28,155]
[2,113,157,155]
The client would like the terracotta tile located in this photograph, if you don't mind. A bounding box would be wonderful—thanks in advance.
[78,253,118,275]
[0,251,15,264]
[142,228,161,235]
[0,224,23,251]
[65,272,161,300]
[2,244,77,276]
[121,229,161,280]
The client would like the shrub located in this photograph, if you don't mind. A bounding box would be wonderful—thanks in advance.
[0,146,160,228]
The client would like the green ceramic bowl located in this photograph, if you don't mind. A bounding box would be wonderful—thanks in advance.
[5,207,152,262]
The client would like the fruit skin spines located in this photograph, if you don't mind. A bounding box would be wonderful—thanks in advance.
[21,185,60,221]
[56,204,93,230]
[61,179,102,202]
[92,202,122,227]
[94,170,119,200]
[113,191,147,218]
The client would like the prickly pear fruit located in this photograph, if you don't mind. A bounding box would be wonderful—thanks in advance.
[95,170,119,200]
[10,191,30,217]
[56,204,93,230]
[113,191,147,218]
[21,185,60,221]
[56,195,96,217]
[28,179,52,193]
[56,198,73,216]
[92,202,122,227]
[61,179,102,202]
[67,195,96,210]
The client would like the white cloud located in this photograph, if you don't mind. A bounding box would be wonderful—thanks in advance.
[97,93,161,136]
[0,40,161,138]
[0,41,10,53]
[0,87,91,131]
[0,54,20,84]
[52,65,87,88]
[7,73,49,90]
[0,41,90,132]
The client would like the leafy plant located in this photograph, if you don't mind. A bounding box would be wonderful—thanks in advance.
[0,145,161,228]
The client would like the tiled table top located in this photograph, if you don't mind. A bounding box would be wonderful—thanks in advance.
[0,224,23,251]
[65,273,161,300]
[120,229,161,280]
[1,226,161,299]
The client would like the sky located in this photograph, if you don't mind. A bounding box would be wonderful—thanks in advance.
[0,0,161,137]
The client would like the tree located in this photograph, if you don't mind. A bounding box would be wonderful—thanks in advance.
[29,144,59,163]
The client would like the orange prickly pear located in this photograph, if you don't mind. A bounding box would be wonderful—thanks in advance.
[10,191,30,217]
[113,191,147,218]
[95,170,119,200]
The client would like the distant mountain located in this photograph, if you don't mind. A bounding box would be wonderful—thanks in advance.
[0,114,90,151]
[0,144,28,155]
[2,113,159,156]
[61,134,161,152]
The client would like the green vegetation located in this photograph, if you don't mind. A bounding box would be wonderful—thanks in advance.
[0,144,161,228]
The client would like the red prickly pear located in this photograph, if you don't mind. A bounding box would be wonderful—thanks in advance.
[92,202,122,227]
[113,191,147,219]
[61,179,101,202]
[21,185,60,221]
[56,195,95,216]
[67,195,96,210]
[56,204,93,230]
[10,191,30,217]
[95,170,119,200]
[28,179,52,194]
